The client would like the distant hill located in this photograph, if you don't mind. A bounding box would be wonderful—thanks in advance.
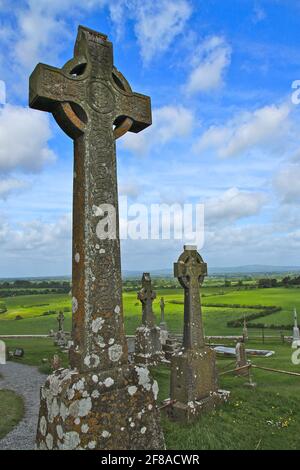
[123,265,300,278]
[1,265,300,282]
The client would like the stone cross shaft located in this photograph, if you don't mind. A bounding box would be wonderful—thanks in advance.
[29,26,151,373]
[174,246,207,350]
[137,273,157,327]
[57,311,65,332]
[160,297,165,323]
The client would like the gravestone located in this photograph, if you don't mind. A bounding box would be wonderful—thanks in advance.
[163,335,180,361]
[235,342,248,376]
[159,297,169,346]
[159,297,167,330]
[51,354,61,371]
[168,246,229,421]
[235,342,255,386]
[54,311,68,348]
[30,26,164,450]
[13,348,24,358]
[57,311,65,332]
[0,340,6,365]
[293,308,300,343]
[134,273,164,365]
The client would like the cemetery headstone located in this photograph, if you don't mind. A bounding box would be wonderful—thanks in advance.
[168,245,229,421]
[235,342,256,386]
[235,342,249,376]
[0,340,6,365]
[134,273,164,365]
[30,26,164,451]
[13,348,24,359]
[159,297,169,346]
[54,311,68,349]
[293,308,300,343]
[57,311,65,332]
[51,354,61,371]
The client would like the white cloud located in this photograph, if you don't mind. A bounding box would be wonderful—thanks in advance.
[185,36,231,94]
[205,187,266,225]
[0,213,71,253]
[0,178,28,200]
[0,104,55,173]
[6,0,106,73]
[133,0,192,64]
[252,4,266,23]
[273,163,300,204]
[195,103,291,158]
[109,0,192,64]
[5,0,191,73]
[122,105,193,154]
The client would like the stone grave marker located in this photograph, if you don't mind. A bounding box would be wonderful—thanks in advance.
[159,297,169,346]
[168,245,229,421]
[293,308,300,343]
[30,25,164,450]
[0,340,6,365]
[243,315,248,341]
[235,341,249,376]
[134,273,164,365]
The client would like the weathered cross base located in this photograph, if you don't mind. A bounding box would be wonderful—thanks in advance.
[159,328,169,347]
[166,348,229,422]
[54,331,69,349]
[164,390,229,422]
[36,365,164,450]
[134,326,165,366]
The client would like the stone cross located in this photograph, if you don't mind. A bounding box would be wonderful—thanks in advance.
[0,340,6,365]
[29,26,151,373]
[174,245,207,350]
[293,308,300,341]
[137,273,157,327]
[243,315,248,340]
[57,311,65,332]
[160,297,165,324]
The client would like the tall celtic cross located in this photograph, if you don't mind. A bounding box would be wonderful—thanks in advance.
[160,297,165,323]
[174,245,207,350]
[137,273,157,327]
[29,26,151,372]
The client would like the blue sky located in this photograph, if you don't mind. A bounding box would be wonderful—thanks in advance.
[0,0,300,277]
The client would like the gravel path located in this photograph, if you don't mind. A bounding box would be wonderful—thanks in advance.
[0,362,45,450]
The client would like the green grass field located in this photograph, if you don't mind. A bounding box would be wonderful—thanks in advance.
[0,390,24,439]
[0,285,299,336]
[0,283,300,449]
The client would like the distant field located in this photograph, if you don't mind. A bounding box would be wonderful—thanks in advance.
[0,285,299,336]
[1,281,300,449]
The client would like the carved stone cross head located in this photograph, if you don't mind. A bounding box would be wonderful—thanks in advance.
[137,273,157,327]
[57,311,65,331]
[28,26,153,373]
[174,245,207,289]
[29,25,152,141]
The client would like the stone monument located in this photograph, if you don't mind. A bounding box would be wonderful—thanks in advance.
[54,311,68,349]
[159,297,169,346]
[168,245,229,421]
[243,315,248,341]
[235,341,248,376]
[159,298,167,330]
[57,311,65,332]
[30,25,164,450]
[134,273,164,365]
[293,308,300,343]
[0,340,6,365]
